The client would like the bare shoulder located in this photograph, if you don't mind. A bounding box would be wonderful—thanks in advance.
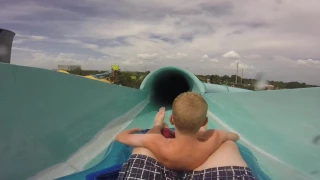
[143,134,170,152]
[144,133,168,144]
[197,129,216,141]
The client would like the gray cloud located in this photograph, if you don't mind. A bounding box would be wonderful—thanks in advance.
[2,0,320,85]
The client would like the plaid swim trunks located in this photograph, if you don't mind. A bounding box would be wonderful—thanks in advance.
[117,154,257,180]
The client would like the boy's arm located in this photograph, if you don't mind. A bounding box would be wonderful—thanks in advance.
[115,126,164,147]
[115,128,146,147]
[116,127,171,165]
[115,127,167,148]
[116,125,163,147]
[147,124,163,134]
[207,130,239,147]
[227,132,239,141]
[211,129,239,141]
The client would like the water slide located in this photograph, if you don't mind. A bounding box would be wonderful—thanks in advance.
[54,70,113,84]
[1,29,320,180]
[1,63,320,180]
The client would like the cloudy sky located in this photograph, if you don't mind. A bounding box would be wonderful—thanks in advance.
[1,0,320,85]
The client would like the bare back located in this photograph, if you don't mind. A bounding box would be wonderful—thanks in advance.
[154,129,229,171]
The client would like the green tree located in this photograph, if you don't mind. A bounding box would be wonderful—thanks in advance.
[230,75,241,83]
[69,67,83,75]
[221,75,230,83]
[209,75,221,84]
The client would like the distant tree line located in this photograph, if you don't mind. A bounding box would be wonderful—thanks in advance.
[66,69,317,90]
[117,71,150,89]
[196,74,318,90]
[66,68,150,89]
[68,68,106,76]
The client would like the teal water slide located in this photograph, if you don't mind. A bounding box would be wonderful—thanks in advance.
[1,62,320,180]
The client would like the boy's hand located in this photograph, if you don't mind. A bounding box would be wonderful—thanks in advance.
[154,107,165,128]
[227,132,240,141]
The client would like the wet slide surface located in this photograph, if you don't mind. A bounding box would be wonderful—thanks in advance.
[0,63,147,180]
[56,66,320,180]
[57,103,157,180]
[1,63,320,180]
[204,89,320,180]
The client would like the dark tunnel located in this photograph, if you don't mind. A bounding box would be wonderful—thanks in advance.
[150,71,191,107]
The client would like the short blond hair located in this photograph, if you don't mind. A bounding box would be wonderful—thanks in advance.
[172,92,208,134]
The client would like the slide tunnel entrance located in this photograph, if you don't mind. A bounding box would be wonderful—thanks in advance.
[152,71,190,106]
[140,66,205,107]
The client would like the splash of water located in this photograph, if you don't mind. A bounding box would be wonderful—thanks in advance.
[254,72,269,90]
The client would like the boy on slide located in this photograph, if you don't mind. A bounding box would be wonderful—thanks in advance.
[116,92,240,171]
